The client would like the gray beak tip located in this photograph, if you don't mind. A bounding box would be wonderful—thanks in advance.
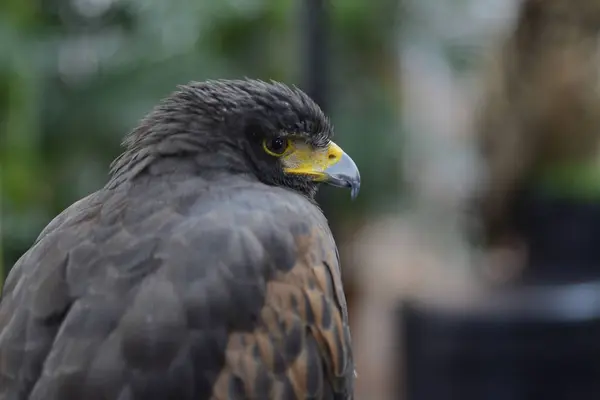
[350,183,360,200]
[323,151,361,200]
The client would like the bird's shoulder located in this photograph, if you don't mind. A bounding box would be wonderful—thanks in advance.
[192,184,354,396]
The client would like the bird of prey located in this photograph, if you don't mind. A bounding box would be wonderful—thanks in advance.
[0,79,360,400]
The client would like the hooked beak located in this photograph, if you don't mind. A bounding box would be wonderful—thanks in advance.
[283,141,361,199]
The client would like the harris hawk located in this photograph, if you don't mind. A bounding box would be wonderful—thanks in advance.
[0,79,360,400]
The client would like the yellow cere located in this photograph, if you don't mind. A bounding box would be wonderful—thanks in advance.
[282,140,343,180]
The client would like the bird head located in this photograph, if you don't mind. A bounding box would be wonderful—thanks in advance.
[110,79,360,200]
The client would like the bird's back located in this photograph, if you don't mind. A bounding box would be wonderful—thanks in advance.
[0,174,354,400]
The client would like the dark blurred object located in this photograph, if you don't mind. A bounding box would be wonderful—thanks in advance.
[514,189,600,284]
[400,284,600,400]
[302,0,329,111]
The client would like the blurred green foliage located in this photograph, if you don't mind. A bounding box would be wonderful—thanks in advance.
[0,0,400,280]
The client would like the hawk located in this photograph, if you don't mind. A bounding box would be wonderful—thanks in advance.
[0,79,360,399]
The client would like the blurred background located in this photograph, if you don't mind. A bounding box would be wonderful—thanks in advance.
[4,0,600,399]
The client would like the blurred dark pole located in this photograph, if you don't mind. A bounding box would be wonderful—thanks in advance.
[302,0,335,215]
[302,0,329,112]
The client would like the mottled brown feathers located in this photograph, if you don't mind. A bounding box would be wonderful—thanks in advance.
[210,227,351,399]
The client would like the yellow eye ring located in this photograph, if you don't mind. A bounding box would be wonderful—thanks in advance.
[262,137,291,157]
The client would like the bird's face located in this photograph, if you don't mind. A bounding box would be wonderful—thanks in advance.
[240,109,361,200]
[258,134,360,199]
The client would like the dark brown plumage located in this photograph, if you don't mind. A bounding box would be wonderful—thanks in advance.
[0,79,359,399]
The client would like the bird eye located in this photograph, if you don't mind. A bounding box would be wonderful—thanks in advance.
[263,137,290,156]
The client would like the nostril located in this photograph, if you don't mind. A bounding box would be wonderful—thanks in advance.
[328,154,336,160]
